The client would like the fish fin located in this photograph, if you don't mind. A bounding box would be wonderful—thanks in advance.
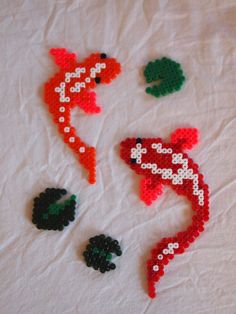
[75,91,101,114]
[171,128,198,150]
[140,177,163,206]
[49,48,77,70]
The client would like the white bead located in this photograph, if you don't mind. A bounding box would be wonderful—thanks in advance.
[157,254,163,260]
[80,68,85,73]
[90,72,96,78]
[65,72,71,77]
[85,77,91,83]
[136,143,142,149]
[69,137,75,143]
[55,87,61,92]
[65,78,70,83]
[59,107,65,112]
[64,127,70,133]
[153,265,159,272]
[173,242,179,249]
[79,147,85,153]
[163,249,169,255]
[100,63,106,69]
[168,243,174,249]
[59,117,65,123]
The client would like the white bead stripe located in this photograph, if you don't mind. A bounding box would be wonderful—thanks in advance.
[134,142,205,206]
[55,63,106,104]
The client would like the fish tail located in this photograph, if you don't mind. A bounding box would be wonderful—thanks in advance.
[147,185,209,298]
[49,102,96,184]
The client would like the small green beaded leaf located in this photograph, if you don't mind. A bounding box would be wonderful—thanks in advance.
[144,57,185,98]
[83,234,122,273]
[32,188,78,231]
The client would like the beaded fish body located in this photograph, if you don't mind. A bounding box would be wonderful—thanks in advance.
[44,48,121,184]
[120,128,209,298]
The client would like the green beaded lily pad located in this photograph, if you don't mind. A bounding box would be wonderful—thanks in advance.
[144,57,185,98]
[83,234,122,273]
[32,188,78,231]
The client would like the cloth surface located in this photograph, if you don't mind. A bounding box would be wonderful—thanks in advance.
[0,0,236,313]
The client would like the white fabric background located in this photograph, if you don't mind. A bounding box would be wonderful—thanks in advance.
[0,0,236,313]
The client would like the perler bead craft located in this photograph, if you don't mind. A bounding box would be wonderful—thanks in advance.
[32,188,78,231]
[144,57,185,98]
[83,234,122,273]
[120,128,209,298]
[44,48,121,184]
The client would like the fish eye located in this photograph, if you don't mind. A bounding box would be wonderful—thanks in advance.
[130,158,136,164]
[100,53,107,59]
[95,77,101,84]
[136,138,142,144]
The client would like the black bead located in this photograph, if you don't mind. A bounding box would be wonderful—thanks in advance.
[136,138,142,144]
[100,53,107,59]
[130,158,136,164]
[110,263,116,270]
[95,77,101,84]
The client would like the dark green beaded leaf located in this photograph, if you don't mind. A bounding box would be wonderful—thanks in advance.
[83,234,122,274]
[32,188,78,231]
[144,57,185,98]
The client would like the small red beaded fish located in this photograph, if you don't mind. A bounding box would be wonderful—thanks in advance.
[44,48,121,184]
[120,128,209,298]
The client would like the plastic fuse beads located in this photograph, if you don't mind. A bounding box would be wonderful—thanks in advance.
[32,188,78,231]
[83,234,122,273]
[44,49,121,184]
[120,128,209,298]
[144,57,185,98]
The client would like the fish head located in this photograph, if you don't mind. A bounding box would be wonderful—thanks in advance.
[84,53,121,87]
[120,137,168,176]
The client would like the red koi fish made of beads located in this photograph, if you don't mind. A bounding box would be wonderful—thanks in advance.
[44,48,121,184]
[120,128,209,298]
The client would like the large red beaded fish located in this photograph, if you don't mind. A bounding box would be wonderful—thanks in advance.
[44,48,121,184]
[120,128,209,298]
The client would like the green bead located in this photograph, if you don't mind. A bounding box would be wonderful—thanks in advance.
[106,253,112,261]
[71,194,77,201]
